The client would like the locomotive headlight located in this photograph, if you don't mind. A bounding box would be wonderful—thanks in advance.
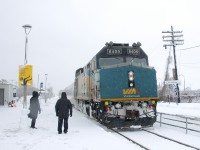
[129,83,134,87]
[128,71,134,81]
[128,71,134,76]
[129,76,134,81]
[128,71,135,87]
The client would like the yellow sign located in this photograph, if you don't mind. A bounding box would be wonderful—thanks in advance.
[18,65,33,86]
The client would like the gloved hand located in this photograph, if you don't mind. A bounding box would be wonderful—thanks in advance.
[70,114,72,117]
[39,110,41,114]
[56,113,59,117]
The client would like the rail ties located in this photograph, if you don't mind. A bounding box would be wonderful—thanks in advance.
[142,129,200,150]
[111,129,150,150]
[111,128,199,150]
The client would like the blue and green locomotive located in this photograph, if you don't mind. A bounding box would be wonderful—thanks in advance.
[74,42,158,128]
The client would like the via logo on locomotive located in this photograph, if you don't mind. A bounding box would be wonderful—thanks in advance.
[122,88,140,95]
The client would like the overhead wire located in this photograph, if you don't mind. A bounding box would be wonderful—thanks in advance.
[177,44,200,68]
[177,44,200,51]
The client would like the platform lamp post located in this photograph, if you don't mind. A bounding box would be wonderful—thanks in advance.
[45,74,48,103]
[22,24,32,108]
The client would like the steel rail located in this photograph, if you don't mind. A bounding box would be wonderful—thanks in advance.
[111,129,150,150]
[142,129,200,150]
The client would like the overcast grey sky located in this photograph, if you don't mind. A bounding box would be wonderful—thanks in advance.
[0,0,200,93]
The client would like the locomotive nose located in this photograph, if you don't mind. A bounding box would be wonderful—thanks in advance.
[100,66,157,102]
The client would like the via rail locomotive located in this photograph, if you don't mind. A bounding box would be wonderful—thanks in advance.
[73,42,158,128]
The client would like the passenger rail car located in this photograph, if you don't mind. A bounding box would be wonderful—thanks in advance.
[74,42,158,128]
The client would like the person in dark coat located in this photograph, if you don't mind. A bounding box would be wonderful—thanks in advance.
[28,91,41,129]
[55,92,72,134]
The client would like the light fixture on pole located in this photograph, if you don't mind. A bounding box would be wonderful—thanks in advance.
[22,24,32,65]
[22,24,32,108]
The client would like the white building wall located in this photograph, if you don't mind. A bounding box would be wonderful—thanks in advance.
[0,83,13,105]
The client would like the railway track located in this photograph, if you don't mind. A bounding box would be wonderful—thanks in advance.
[111,128,200,150]
[74,106,200,149]
[111,128,150,150]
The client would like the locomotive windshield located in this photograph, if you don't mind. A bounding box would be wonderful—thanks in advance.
[96,43,149,69]
[99,57,147,68]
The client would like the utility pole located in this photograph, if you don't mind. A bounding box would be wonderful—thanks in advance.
[162,26,184,103]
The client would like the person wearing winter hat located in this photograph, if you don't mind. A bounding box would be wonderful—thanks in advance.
[55,92,72,134]
[28,91,41,128]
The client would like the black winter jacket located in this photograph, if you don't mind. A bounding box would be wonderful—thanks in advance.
[55,98,72,118]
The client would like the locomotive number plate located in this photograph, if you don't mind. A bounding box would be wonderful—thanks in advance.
[107,49,122,55]
[127,49,140,55]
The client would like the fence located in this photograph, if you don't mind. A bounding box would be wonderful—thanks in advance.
[157,112,200,134]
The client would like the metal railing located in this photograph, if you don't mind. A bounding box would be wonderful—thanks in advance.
[157,112,200,134]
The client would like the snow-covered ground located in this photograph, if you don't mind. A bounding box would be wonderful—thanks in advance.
[0,97,200,150]
[157,102,200,118]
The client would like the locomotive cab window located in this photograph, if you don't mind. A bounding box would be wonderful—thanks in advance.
[127,57,147,67]
[99,57,123,68]
[99,56,147,68]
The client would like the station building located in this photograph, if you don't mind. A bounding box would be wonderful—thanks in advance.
[0,83,14,106]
